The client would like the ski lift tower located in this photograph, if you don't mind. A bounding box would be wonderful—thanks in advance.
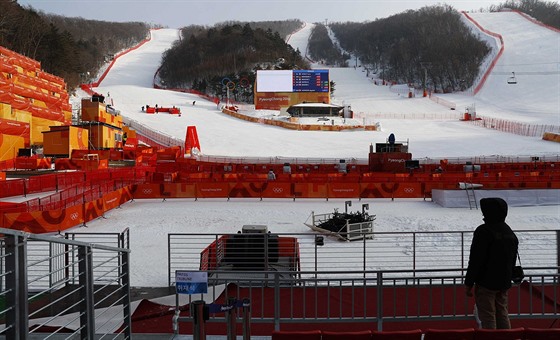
[420,61,432,97]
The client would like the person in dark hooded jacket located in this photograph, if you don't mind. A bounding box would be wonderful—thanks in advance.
[465,197,519,329]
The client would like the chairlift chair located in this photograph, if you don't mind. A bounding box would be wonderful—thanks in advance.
[507,72,517,84]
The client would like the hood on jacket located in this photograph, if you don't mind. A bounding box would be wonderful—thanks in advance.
[480,197,508,223]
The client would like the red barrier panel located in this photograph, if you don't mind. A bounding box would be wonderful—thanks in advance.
[392,182,423,198]
[293,182,328,199]
[0,202,28,216]
[83,197,105,224]
[261,181,293,198]
[130,183,195,199]
[27,173,57,194]
[2,204,84,233]
[328,182,361,198]
[0,178,25,198]
[359,183,396,199]
[196,182,231,198]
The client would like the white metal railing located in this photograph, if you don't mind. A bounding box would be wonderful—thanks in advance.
[123,116,183,148]
[0,228,131,339]
[168,230,560,287]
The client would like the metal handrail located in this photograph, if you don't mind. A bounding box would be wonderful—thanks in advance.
[0,228,131,339]
[171,269,560,332]
[168,230,560,287]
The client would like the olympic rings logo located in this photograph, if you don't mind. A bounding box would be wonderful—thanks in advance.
[142,189,153,194]
[70,212,79,220]
[273,188,283,193]
[239,77,250,88]
[404,188,414,193]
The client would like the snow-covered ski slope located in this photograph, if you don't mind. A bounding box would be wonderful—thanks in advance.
[449,11,560,123]
[94,11,559,160]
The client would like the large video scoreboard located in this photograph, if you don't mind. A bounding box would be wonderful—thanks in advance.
[256,70,329,93]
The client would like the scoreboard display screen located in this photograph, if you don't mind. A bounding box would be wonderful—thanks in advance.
[292,70,329,92]
[256,70,329,93]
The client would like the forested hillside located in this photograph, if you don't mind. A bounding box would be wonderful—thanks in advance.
[307,24,349,66]
[329,5,490,93]
[0,0,149,90]
[158,20,309,102]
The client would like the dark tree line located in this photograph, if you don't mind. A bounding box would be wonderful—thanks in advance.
[490,0,560,28]
[159,20,309,102]
[307,24,349,66]
[0,0,149,90]
[329,5,491,92]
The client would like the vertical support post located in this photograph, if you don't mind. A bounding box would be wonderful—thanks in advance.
[168,234,172,287]
[557,231,560,274]
[376,271,383,331]
[226,297,237,340]
[191,300,207,340]
[274,272,280,331]
[5,234,28,340]
[264,233,269,272]
[412,232,416,277]
[121,250,132,339]
[363,231,367,279]
[242,298,251,340]
[78,245,95,339]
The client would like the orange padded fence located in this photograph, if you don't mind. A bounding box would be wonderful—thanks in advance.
[1,186,132,232]
[543,132,560,143]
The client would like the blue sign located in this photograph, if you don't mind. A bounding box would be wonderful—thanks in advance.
[292,70,329,93]
[176,271,208,295]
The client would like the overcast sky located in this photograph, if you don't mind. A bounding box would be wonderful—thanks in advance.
[18,0,521,28]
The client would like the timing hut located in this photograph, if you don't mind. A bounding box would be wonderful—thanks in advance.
[286,102,344,117]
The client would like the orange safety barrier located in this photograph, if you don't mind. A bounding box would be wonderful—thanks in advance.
[146,106,180,114]
[359,182,397,199]
[328,182,361,198]
[14,157,51,170]
[543,132,560,143]
[130,183,196,199]
[2,204,84,232]
[293,182,329,199]
[196,182,231,198]
[260,181,294,198]
[391,182,423,198]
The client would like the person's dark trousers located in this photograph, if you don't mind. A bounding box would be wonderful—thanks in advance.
[475,285,511,329]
